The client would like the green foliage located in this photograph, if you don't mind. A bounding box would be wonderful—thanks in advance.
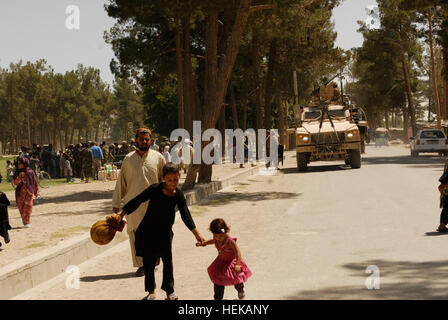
[348,0,432,129]
[0,60,145,154]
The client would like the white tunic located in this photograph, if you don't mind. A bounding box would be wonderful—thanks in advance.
[112,149,166,232]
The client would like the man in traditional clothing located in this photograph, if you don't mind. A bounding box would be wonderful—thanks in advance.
[179,139,193,174]
[112,128,166,276]
[73,144,82,179]
[80,143,94,183]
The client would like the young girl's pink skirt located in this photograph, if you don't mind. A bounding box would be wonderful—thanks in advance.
[207,257,252,286]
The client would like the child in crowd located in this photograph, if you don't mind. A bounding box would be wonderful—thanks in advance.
[197,218,252,300]
[119,163,205,300]
[0,191,11,247]
[6,160,14,182]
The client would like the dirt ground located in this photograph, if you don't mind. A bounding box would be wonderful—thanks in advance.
[0,161,254,268]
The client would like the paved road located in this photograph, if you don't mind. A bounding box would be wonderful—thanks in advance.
[13,144,448,299]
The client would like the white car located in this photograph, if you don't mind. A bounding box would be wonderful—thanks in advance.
[410,129,448,156]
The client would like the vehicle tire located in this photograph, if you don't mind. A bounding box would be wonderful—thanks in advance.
[350,149,361,169]
[38,171,52,188]
[345,153,352,165]
[297,152,308,172]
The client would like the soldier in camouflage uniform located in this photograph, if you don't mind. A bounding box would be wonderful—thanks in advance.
[118,141,130,155]
[80,143,94,183]
[101,142,111,166]
[108,144,116,163]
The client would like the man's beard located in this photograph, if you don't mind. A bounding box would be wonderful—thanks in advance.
[138,145,150,151]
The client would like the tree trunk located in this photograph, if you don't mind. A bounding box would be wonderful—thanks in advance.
[428,9,442,128]
[197,9,219,184]
[278,97,285,146]
[175,19,185,129]
[252,29,263,132]
[402,102,409,141]
[95,126,99,143]
[401,51,417,137]
[183,15,193,136]
[264,38,277,132]
[27,108,31,148]
[428,96,432,122]
[385,110,389,130]
[443,79,448,120]
[230,85,239,129]
[183,0,253,189]
[193,75,202,122]
[242,98,248,131]
[218,104,226,160]
[65,129,69,148]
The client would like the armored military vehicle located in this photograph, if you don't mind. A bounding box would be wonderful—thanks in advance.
[294,82,363,171]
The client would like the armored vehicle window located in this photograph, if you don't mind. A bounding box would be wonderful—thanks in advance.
[303,111,321,120]
[328,109,346,117]
[420,130,445,139]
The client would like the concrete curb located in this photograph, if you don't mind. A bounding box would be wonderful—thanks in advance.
[1,162,265,300]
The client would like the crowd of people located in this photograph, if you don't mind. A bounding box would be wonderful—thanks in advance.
[2,139,161,184]
[0,128,262,300]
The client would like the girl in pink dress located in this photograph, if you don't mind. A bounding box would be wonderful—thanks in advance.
[197,218,252,300]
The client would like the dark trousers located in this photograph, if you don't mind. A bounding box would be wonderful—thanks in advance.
[142,238,174,294]
[441,196,448,224]
[214,283,244,300]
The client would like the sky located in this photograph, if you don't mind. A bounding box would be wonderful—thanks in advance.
[0,0,378,85]
[332,0,379,50]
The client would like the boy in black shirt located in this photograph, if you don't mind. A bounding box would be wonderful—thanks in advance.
[119,164,205,300]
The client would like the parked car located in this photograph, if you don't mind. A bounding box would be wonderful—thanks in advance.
[410,129,448,157]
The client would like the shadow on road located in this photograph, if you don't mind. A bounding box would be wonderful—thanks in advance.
[197,191,301,207]
[280,165,350,174]
[35,206,111,217]
[34,190,113,205]
[363,155,445,169]
[285,259,448,299]
[424,231,448,237]
[80,272,136,282]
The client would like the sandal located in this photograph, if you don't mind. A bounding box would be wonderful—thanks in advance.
[165,293,178,300]
[144,293,156,300]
